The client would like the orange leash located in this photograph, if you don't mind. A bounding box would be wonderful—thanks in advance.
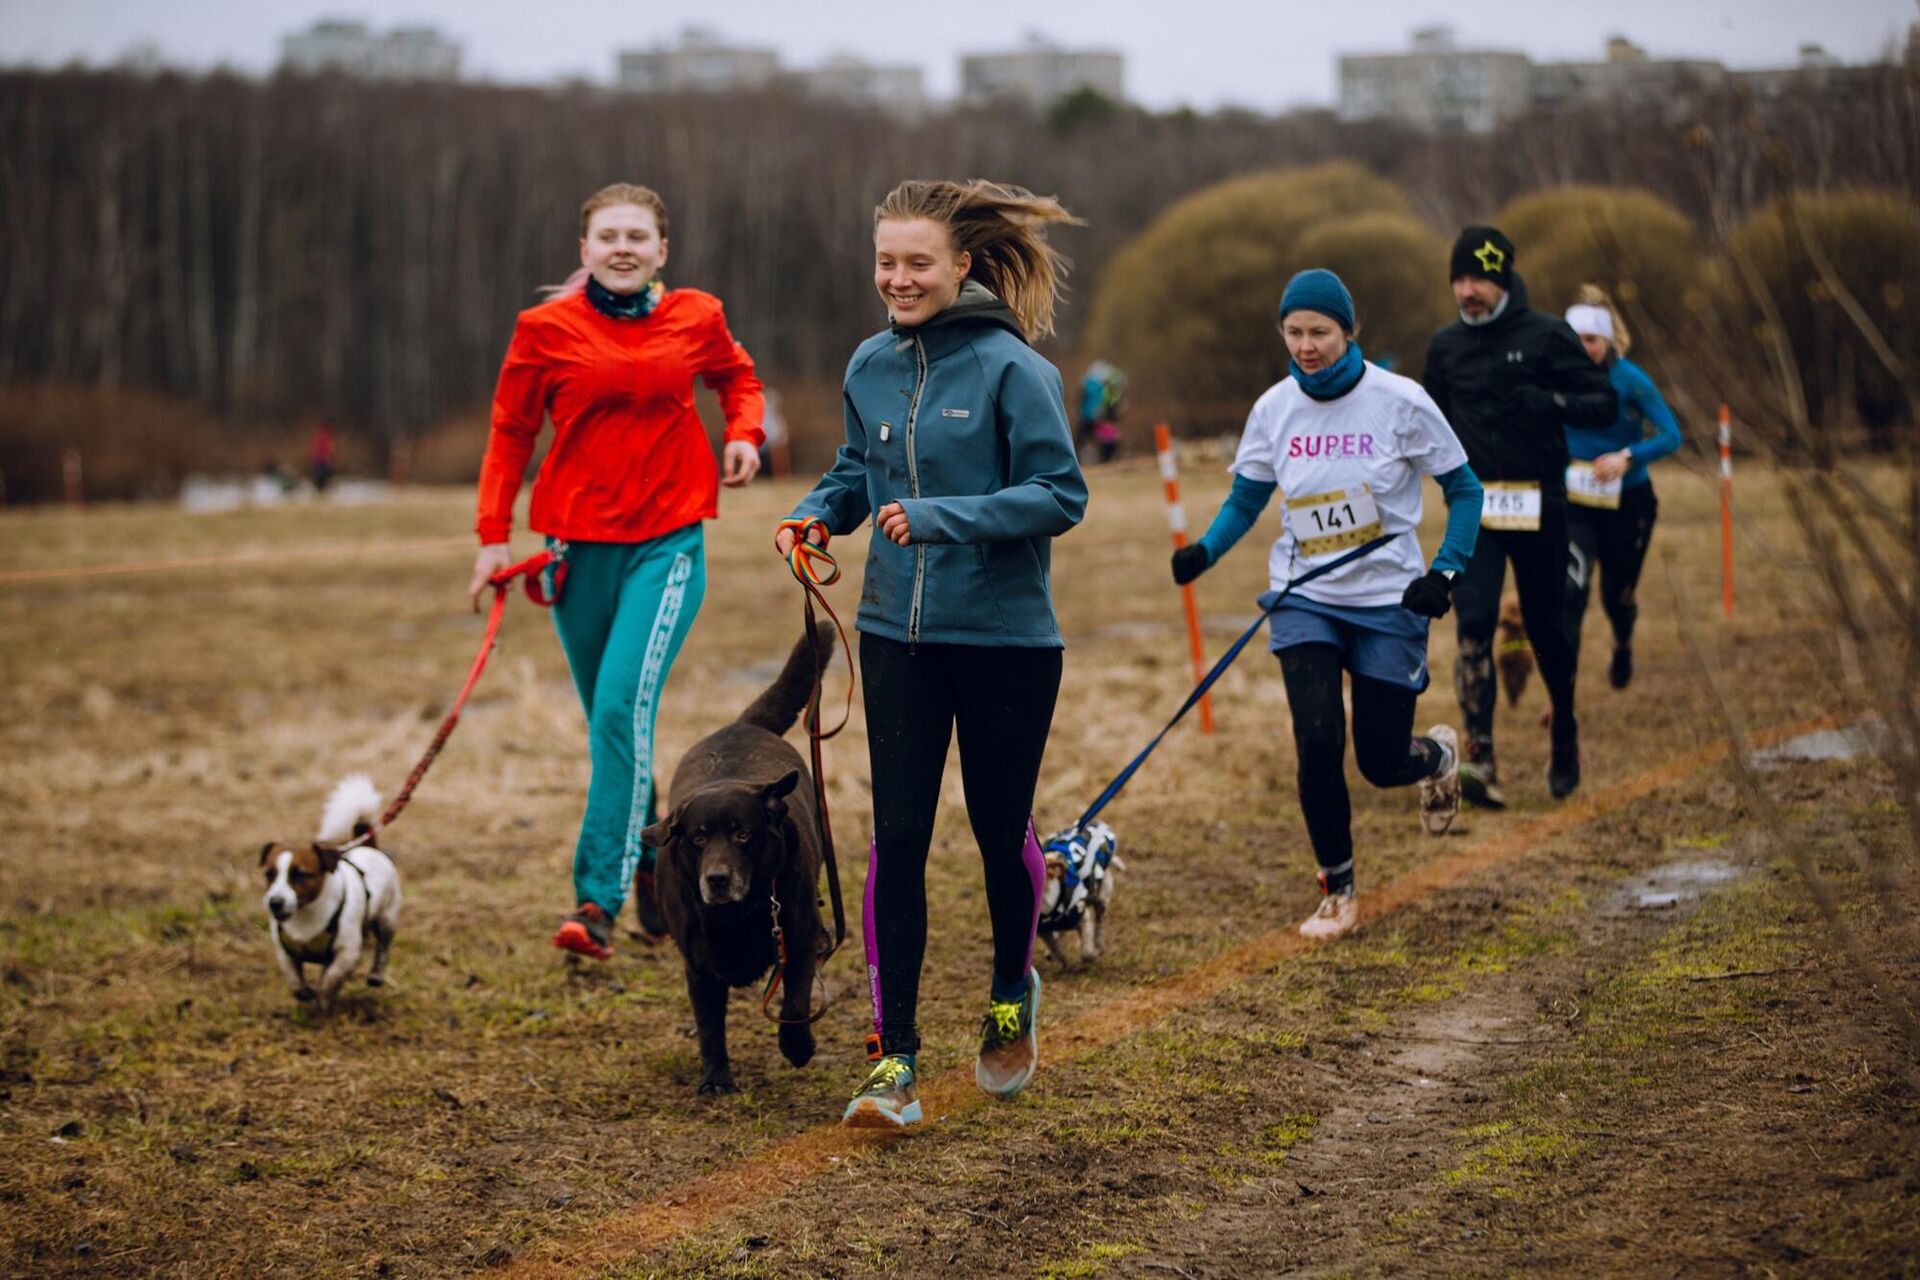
[760,518,853,1024]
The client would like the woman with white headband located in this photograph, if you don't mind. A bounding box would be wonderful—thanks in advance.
[1560,284,1682,690]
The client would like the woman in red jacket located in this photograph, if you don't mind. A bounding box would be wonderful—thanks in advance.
[468,182,765,960]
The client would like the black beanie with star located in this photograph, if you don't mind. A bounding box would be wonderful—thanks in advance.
[1450,225,1516,288]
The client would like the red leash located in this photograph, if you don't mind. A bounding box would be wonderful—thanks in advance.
[336,545,566,853]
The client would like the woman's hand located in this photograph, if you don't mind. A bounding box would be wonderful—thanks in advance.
[721,440,761,488]
[876,501,912,546]
[468,543,512,612]
[774,521,827,558]
[1590,450,1631,483]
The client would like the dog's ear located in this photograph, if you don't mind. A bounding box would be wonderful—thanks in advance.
[311,842,341,873]
[639,816,676,849]
[762,769,800,822]
[258,842,280,867]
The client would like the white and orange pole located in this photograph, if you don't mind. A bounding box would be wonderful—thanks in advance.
[1718,403,1734,618]
[1156,422,1215,734]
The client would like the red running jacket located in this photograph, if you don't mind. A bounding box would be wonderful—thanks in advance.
[475,287,765,545]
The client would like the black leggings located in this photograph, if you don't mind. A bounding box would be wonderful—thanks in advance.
[1278,644,1443,893]
[860,633,1061,1058]
[1452,503,1577,750]
[1564,484,1658,668]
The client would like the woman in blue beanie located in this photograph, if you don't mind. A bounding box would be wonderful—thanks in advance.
[1173,268,1484,939]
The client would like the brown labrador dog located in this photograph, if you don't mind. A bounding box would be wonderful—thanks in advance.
[641,627,832,1094]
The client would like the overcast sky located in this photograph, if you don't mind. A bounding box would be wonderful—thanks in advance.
[3,0,1914,111]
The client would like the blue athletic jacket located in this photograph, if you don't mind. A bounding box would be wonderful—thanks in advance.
[790,283,1087,648]
[1564,355,1682,490]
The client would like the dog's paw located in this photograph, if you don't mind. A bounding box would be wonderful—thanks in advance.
[365,973,384,987]
[696,1070,736,1096]
[778,1025,816,1068]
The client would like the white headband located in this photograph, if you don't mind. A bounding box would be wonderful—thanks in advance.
[1565,304,1614,340]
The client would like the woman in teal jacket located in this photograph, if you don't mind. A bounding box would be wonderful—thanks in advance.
[1560,285,1683,690]
[777,179,1087,1128]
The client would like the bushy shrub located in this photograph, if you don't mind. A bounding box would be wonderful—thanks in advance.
[1086,163,1415,420]
[1723,188,1920,434]
[1494,185,1705,342]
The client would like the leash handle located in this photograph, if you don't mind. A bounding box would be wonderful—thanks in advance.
[1073,533,1397,831]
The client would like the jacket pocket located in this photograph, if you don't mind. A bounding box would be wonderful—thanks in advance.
[980,538,1054,638]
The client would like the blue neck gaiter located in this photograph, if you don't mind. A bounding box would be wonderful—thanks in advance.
[1290,340,1365,401]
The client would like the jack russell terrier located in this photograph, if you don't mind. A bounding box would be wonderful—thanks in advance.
[258,775,402,1013]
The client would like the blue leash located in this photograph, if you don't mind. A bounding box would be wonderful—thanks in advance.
[1071,534,1397,831]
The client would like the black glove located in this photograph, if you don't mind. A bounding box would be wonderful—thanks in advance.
[1171,544,1211,586]
[1401,569,1455,618]
[1506,381,1564,420]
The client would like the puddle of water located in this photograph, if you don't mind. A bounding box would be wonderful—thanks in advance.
[1613,858,1747,912]
[1755,721,1889,766]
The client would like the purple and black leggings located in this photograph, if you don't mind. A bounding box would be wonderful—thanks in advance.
[859,632,1060,1058]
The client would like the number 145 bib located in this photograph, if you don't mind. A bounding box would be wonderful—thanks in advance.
[1287,484,1384,558]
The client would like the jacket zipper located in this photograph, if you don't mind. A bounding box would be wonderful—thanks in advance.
[904,335,928,650]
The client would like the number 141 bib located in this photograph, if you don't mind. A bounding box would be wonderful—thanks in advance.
[1287,484,1384,558]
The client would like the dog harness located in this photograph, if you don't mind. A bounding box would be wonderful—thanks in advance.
[1038,821,1118,933]
[278,855,371,966]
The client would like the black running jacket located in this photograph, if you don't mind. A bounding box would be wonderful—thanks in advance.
[1421,274,1619,497]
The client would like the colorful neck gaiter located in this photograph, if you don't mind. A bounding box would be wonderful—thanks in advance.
[586,275,665,320]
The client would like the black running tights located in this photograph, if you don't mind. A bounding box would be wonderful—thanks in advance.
[860,633,1061,1058]
[1451,507,1578,747]
[1277,643,1442,894]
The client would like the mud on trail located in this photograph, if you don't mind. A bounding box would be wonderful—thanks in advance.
[2,465,1916,1278]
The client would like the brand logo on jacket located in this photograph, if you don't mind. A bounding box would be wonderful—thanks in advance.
[940,408,970,418]
[1505,350,1524,363]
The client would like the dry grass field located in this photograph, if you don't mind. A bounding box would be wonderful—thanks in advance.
[2,452,1917,1278]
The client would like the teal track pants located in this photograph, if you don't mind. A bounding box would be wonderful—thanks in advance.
[549,524,706,917]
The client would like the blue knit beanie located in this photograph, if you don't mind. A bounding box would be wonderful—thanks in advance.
[1278,268,1356,334]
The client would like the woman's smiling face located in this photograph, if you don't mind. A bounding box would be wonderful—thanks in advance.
[873,217,969,327]
[580,202,668,295]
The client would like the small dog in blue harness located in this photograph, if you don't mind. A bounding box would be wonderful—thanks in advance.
[1037,821,1124,968]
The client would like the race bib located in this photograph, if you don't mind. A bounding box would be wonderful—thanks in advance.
[1287,484,1384,558]
[1566,461,1623,510]
[1481,481,1543,531]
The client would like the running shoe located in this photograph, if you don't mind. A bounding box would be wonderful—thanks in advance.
[632,866,669,941]
[1548,716,1581,800]
[1299,891,1360,940]
[1419,724,1461,836]
[553,902,614,961]
[975,970,1043,1100]
[1459,739,1507,810]
[1609,645,1634,690]
[842,1053,922,1129]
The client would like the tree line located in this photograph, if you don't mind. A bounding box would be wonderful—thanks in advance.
[0,63,1912,450]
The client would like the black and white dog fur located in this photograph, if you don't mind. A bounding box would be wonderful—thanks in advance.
[1038,821,1125,968]
[258,775,402,1013]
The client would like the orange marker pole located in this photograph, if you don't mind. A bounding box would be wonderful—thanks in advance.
[1718,403,1734,618]
[1156,422,1215,734]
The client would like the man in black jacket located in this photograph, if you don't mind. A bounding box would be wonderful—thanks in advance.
[1423,226,1619,804]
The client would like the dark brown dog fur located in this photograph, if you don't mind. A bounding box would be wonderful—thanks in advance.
[640,626,833,1094]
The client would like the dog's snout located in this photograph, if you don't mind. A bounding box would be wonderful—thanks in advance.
[704,870,732,894]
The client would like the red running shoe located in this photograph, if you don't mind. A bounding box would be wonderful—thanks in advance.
[554,902,615,960]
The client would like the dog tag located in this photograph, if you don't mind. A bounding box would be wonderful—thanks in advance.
[1481,481,1543,531]
[1286,484,1384,559]
[1565,461,1623,510]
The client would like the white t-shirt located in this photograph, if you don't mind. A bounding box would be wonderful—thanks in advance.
[1230,364,1468,607]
